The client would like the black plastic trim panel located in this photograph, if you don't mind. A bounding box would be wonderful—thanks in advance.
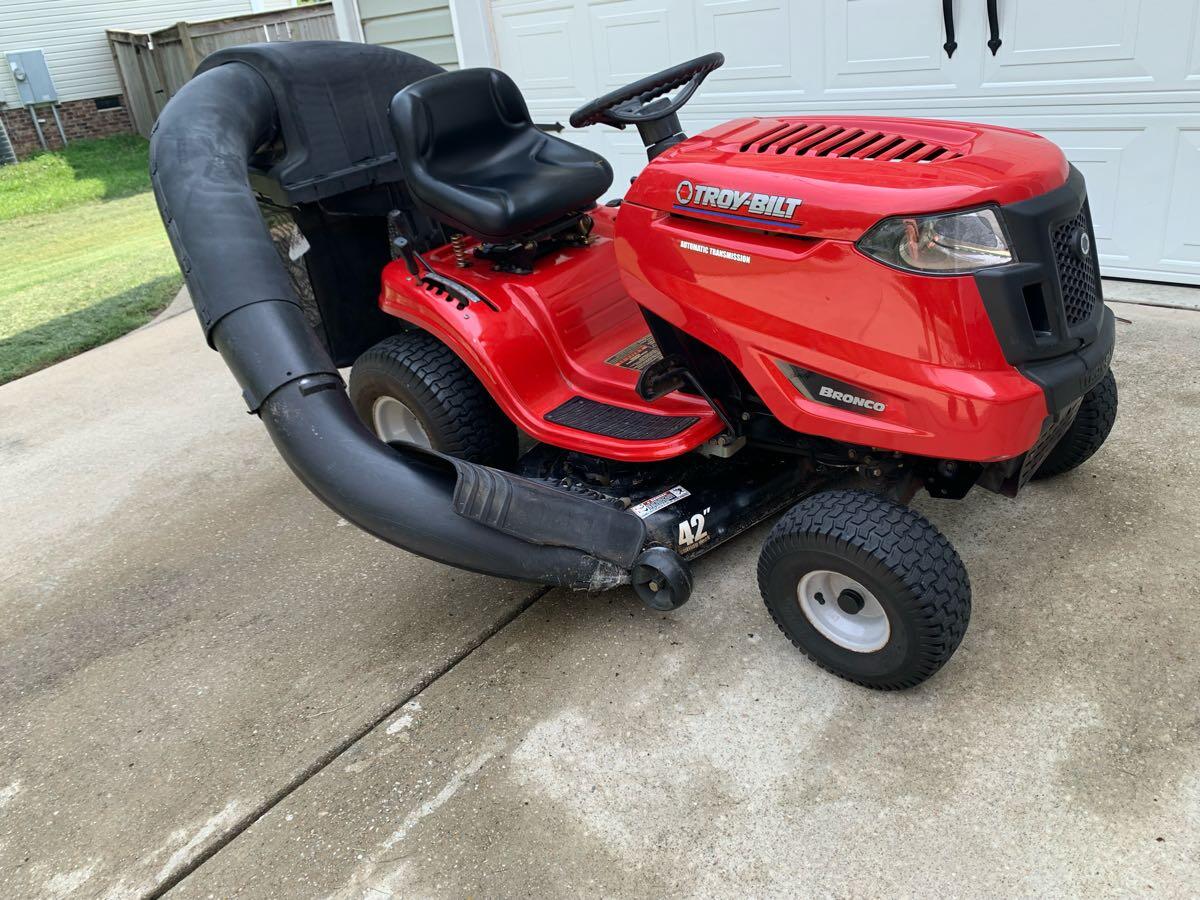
[975,165,1105,365]
[1021,306,1115,415]
[975,165,1114,415]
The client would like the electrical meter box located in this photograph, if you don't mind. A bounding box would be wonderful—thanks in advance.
[6,49,58,105]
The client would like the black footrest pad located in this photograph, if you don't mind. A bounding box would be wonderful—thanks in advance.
[545,396,698,440]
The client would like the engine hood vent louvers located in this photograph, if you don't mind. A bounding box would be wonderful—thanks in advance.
[737,121,964,163]
[636,116,1064,241]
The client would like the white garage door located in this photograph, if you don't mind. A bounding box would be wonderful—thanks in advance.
[476,0,1200,285]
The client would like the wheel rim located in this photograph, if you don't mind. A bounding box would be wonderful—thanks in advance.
[633,563,676,610]
[371,396,432,448]
[797,570,890,653]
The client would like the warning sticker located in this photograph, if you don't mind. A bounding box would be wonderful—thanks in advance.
[630,486,690,519]
[605,334,663,372]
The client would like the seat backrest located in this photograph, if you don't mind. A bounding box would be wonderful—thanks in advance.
[390,68,536,172]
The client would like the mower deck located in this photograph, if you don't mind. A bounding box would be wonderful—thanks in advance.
[515,443,824,564]
[380,210,723,461]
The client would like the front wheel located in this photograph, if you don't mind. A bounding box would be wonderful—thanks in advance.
[1033,369,1118,480]
[757,490,970,690]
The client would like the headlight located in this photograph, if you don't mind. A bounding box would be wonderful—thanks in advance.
[857,208,1013,274]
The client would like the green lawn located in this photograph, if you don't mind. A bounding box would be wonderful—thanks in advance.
[0,134,155,220]
[0,135,182,384]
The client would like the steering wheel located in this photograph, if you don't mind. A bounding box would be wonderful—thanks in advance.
[569,52,724,129]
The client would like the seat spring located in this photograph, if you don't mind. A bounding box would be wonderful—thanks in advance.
[451,233,471,268]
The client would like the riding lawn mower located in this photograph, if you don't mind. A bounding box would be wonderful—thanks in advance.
[151,42,1116,689]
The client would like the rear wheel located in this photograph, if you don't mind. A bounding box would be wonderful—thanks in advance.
[1033,369,1118,480]
[757,490,970,690]
[349,331,518,468]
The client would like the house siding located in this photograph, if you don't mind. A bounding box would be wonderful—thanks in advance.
[0,0,277,106]
[359,0,457,69]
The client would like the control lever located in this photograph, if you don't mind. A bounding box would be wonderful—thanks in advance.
[391,235,420,276]
[636,355,739,437]
[387,209,424,276]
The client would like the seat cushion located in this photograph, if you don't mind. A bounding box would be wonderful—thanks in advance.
[390,68,613,242]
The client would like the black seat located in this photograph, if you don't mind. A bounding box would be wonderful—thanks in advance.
[389,68,613,243]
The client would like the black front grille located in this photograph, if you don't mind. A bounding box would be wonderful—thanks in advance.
[1051,205,1100,327]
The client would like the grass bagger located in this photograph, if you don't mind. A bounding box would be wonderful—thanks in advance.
[151,42,1116,689]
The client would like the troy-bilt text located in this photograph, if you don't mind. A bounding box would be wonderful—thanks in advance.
[675,179,802,220]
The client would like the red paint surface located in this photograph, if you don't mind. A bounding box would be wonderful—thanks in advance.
[627,116,1069,240]
[615,203,1045,462]
[381,117,1066,464]
[381,209,723,461]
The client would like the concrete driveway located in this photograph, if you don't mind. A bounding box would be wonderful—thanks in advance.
[1,299,1197,898]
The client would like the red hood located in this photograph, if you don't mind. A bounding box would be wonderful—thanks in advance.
[624,116,1069,241]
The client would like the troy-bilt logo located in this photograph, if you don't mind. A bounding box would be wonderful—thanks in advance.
[818,385,886,413]
[675,179,802,221]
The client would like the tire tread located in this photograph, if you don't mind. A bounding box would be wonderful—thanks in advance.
[1034,369,1117,479]
[757,490,970,690]
[349,331,517,466]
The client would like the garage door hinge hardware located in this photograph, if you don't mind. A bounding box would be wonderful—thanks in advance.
[987,0,1003,55]
[942,0,957,58]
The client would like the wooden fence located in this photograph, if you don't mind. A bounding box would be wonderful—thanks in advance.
[107,3,336,137]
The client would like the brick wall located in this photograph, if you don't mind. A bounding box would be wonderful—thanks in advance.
[1,98,135,159]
